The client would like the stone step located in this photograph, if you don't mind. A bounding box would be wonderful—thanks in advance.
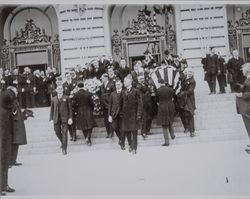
[19,128,248,155]
[21,126,247,151]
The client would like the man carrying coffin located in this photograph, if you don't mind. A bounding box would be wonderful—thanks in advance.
[151,60,179,89]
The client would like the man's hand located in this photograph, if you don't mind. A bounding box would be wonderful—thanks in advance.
[108,116,112,123]
[68,118,73,125]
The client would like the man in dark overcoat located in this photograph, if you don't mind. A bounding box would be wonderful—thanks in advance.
[203,47,218,94]
[62,72,77,141]
[100,73,115,138]
[9,86,28,166]
[177,70,196,137]
[227,49,245,92]
[108,78,123,148]
[120,75,142,154]
[72,82,96,146]
[0,86,16,194]
[22,67,36,108]
[217,53,227,94]
[11,68,24,107]
[156,80,175,146]
[50,86,73,155]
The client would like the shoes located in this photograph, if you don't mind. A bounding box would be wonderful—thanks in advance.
[13,162,22,166]
[1,192,6,196]
[190,132,195,137]
[132,149,137,154]
[62,149,67,155]
[245,149,250,154]
[129,146,132,152]
[247,144,250,148]
[121,146,125,150]
[162,143,170,146]
[142,133,147,139]
[170,134,175,140]
[70,137,73,141]
[86,139,92,146]
[106,135,110,138]
[147,132,153,135]
[73,136,77,142]
[184,129,189,133]
[5,186,15,193]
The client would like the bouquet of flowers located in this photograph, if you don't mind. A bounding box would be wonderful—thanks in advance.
[84,77,103,116]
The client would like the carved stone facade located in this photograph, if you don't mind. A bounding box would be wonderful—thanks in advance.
[11,19,51,46]
[227,8,250,61]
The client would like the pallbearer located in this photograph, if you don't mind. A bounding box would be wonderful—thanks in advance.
[177,69,196,137]
[72,82,97,146]
[156,79,175,146]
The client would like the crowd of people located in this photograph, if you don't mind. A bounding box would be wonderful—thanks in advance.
[0,50,197,195]
[47,50,196,155]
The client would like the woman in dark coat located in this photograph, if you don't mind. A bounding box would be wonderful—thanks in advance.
[72,82,97,145]
[236,63,250,154]
[156,79,175,146]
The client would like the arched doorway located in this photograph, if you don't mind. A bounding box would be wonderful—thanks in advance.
[109,5,176,67]
[227,5,250,62]
[1,5,60,74]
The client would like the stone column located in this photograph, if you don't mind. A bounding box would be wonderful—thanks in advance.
[103,5,112,57]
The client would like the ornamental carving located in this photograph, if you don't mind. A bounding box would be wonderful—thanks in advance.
[111,30,121,56]
[122,9,164,36]
[11,19,51,46]
[0,39,10,69]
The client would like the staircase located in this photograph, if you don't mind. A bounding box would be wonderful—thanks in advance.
[19,68,248,155]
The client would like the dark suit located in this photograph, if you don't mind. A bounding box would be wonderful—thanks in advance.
[237,77,250,140]
[0,89,15,191]
[115,67,130,82]
[11,97,27,165]
[108,90,123,141]
[50,95,72,151]
[73,89,96,141]
[204,54,219,93]
[100,80,115,137]
[227,57,245,92]
[177,77,196,133]
[156,85,175,143]
[120,87,142,151]
[63,80,77,140]
[11,74,24,107]
[217,57,227,93]
[22,72,36,108]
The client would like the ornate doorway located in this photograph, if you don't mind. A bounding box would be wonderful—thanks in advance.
[7,19,61,73]
[228,8,250,62]
[110,5,176,66]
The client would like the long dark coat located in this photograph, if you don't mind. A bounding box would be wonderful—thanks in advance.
[204,54,219,75]
[73,89,97,130]
[227,57,245,84]
[12,99,27,145]
[0,89,15,167]
[178,77,196,115]
[121,87,142,131]
[156,85,175,126]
